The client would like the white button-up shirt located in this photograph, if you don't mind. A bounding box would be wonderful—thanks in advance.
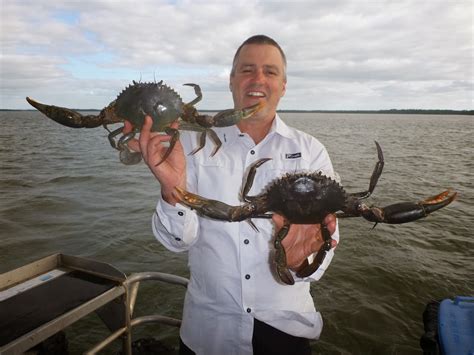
[152,114,339,355]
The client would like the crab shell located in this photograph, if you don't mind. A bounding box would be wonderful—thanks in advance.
[264,172,347,223]
[114,82,185,131]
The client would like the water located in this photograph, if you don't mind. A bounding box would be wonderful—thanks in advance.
[1,111,472,354]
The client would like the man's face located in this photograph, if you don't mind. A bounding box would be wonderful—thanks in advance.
[229,44,286,120]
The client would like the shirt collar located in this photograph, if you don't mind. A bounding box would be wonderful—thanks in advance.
[219,113,295,146]
[272,113,296,139]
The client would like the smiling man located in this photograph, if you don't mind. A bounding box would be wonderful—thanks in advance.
[135,35,339,354]
[230,39,287,144]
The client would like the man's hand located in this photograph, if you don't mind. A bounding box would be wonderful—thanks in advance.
[272,214,338,273]
[124,116,186,205]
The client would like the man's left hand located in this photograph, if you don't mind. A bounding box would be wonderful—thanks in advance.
[272,214,338,273]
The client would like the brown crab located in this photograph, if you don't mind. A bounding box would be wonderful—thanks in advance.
[26,81,262,165]
[174,142,457,285]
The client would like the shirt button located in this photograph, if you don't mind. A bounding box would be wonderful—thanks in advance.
[244,239,249,245]
[246,308,251,313]
[245,274,251,280]
[250,150,255,155]
[178,211,184,216]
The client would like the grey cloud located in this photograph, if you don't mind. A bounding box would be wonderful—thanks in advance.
[1,0,472,109]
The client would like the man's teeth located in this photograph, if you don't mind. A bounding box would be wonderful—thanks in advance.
[248,91,265,97]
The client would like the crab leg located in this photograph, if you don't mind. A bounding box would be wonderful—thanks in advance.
[242,158,272,201]
[157,127,180,166]
[295,224,333,279]
[177,123,222,156]
[183,83,203,106]
[274,223,295,285]
[179,101,263,156]
[107,126,125,150]
[174,187,255,221]
[351,189,457,224]
[349,141,384,199]
[274,222,334,285]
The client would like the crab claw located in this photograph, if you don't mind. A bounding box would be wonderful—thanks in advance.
[360,189,457,224]
[26,97,106,128]
[174,187,248,221]
[211,101,264,127]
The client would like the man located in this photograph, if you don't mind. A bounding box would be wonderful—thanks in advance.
[129,35,339,354]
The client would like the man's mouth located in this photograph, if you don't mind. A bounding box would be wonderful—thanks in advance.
[247,91,266,98]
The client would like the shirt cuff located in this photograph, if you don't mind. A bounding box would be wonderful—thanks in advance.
[153,195,198,250]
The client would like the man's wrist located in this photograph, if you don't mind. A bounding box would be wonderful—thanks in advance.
[162,189,178,206]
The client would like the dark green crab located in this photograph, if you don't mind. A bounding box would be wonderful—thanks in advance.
[175,142,457,285]
[26,81,262,165]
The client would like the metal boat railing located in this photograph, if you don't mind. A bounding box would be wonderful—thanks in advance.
[86,271,188,355]
[0,254,189,355]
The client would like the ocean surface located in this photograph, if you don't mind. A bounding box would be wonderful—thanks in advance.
[0,110,472,354]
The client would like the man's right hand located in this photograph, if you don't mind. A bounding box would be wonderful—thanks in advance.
[126,116,186,205]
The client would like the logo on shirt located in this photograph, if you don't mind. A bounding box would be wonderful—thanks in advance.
[285,152,302,159]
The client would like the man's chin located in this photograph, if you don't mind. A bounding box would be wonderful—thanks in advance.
[243,97,265,108]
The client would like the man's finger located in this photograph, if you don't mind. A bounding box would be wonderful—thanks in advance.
[271,213,286,229]
[123,120,133,134]
[139,116,153,161]
[323,213,337,236]
[322,214,338,249]
[169,120,179,130]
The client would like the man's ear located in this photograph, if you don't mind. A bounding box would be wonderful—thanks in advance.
[281,81,286,97]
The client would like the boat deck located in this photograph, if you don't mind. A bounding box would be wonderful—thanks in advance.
[0,253,188,354]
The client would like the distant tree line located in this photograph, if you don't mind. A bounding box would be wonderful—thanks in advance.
[5,108,473,115]
[276,109,473,115]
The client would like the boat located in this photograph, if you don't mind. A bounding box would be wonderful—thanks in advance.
[0,253,188,354]
[3,253,472,354]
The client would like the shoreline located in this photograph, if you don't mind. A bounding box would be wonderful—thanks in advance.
[2,109,473,115]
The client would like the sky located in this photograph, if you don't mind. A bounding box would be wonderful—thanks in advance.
[1,0,472,110]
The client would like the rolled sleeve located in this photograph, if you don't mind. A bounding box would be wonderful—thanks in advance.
[152,195,199,252]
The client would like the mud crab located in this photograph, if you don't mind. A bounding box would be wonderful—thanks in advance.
[174,142,457,285]
[26,81,262,165]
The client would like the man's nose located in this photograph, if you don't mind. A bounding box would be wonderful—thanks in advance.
[251,68,266,83]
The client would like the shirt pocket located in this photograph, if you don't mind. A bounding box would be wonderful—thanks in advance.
[256,154,312,190]
[265,154,310,180]
[196,154,243,204]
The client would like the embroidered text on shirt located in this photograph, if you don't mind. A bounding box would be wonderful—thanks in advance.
[285,152,302,159]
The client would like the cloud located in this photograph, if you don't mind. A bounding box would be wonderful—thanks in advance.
[1,0,472,109]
